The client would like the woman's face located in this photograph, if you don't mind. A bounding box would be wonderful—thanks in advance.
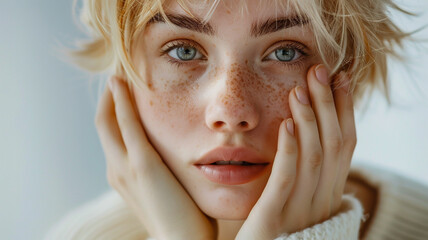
[131,0,321,220]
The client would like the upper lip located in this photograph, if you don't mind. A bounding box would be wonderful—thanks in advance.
[195,146,268,165]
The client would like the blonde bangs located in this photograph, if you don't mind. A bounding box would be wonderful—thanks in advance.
[276,0,412,106]
[69,0,413,106]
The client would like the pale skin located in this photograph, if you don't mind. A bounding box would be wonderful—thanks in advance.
[95,0,375,239]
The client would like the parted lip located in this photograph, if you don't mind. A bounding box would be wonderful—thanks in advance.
[194,146,269,165]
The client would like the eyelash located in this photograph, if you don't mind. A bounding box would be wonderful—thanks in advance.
[160,40,206,68]
[263,41,309,69]
[159,40,309,69]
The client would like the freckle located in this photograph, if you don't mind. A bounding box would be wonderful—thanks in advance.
[149,100,153,106]
[227,9,231,14]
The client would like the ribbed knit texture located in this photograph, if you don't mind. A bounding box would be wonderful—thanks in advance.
[274,194,363,240]
[350,162,428,240]
[43,163,428,240]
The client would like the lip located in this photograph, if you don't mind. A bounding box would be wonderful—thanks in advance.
[194,147,269,185]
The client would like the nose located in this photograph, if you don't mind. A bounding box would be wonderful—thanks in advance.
[205,66,260,133]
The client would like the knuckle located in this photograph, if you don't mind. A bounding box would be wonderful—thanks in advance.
[278,174,296,190]
[106,167,126,188]
[344,134,357,151]
[324,137,343,154]
[300,110,317,122]
[320,92,334,105]
[308,150,323,170]
[95,113,114,133]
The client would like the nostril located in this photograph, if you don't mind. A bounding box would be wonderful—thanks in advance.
[214,121,225,129]
[239,121,248,128]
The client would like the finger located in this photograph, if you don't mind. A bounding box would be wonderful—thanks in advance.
[287,86,323,210]
[94,81,126,161]
[110,76,155,162]
[332,73,357,212]
[255,119,297,215]
[307,65,343,219]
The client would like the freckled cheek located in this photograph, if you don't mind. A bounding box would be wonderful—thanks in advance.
[260,85,290,118]
[258,86,291,141]
[251,79,299,160]
[136,90,200,136]
[140,64,204,128]
[261,64,309,88]
[149,59,204,90]
[257,80,302,120]
[258,66,309,117]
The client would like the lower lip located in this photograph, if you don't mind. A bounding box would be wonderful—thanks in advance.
[195,164,268,185]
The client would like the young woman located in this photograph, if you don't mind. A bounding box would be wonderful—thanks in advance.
[45,0,428,239]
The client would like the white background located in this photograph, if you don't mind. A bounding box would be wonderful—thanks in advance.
[1,1,427,239]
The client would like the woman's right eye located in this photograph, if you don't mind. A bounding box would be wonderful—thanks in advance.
[168,45,204,61]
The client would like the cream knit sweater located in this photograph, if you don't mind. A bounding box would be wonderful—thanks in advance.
[44,162,428,240]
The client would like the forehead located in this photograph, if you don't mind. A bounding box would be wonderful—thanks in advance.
[155,0,307,40]
[163,0,298,25]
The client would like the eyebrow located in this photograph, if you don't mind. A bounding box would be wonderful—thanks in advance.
[148,13,309,37]
[149,13,215,35]
[250,16,309,37]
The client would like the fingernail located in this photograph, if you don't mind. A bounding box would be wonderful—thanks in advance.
[315,64,329,85]
[295,86,310,105]
[286,118,294,136]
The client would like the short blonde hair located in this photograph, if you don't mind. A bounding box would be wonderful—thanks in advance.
[69,0,413,107]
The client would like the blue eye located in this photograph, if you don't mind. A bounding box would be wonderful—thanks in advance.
[168,45,203,61]
[267,47,301,62]
[275,48,296,61]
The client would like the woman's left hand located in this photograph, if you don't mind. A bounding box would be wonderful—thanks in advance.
[235,64,357,239]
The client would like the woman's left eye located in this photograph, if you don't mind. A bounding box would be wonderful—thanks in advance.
[266,47,302,62]
[167,45,204,61]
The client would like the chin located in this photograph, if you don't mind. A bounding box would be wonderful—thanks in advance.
[193,184,265,220]
[202,202,252,220]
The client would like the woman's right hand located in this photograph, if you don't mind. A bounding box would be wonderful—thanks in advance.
[95,76,217,240]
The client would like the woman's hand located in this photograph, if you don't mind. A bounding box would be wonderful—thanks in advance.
[236,64,357,239]
[95,76,216,240]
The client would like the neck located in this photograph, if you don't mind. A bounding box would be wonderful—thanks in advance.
[216,219,245,240]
